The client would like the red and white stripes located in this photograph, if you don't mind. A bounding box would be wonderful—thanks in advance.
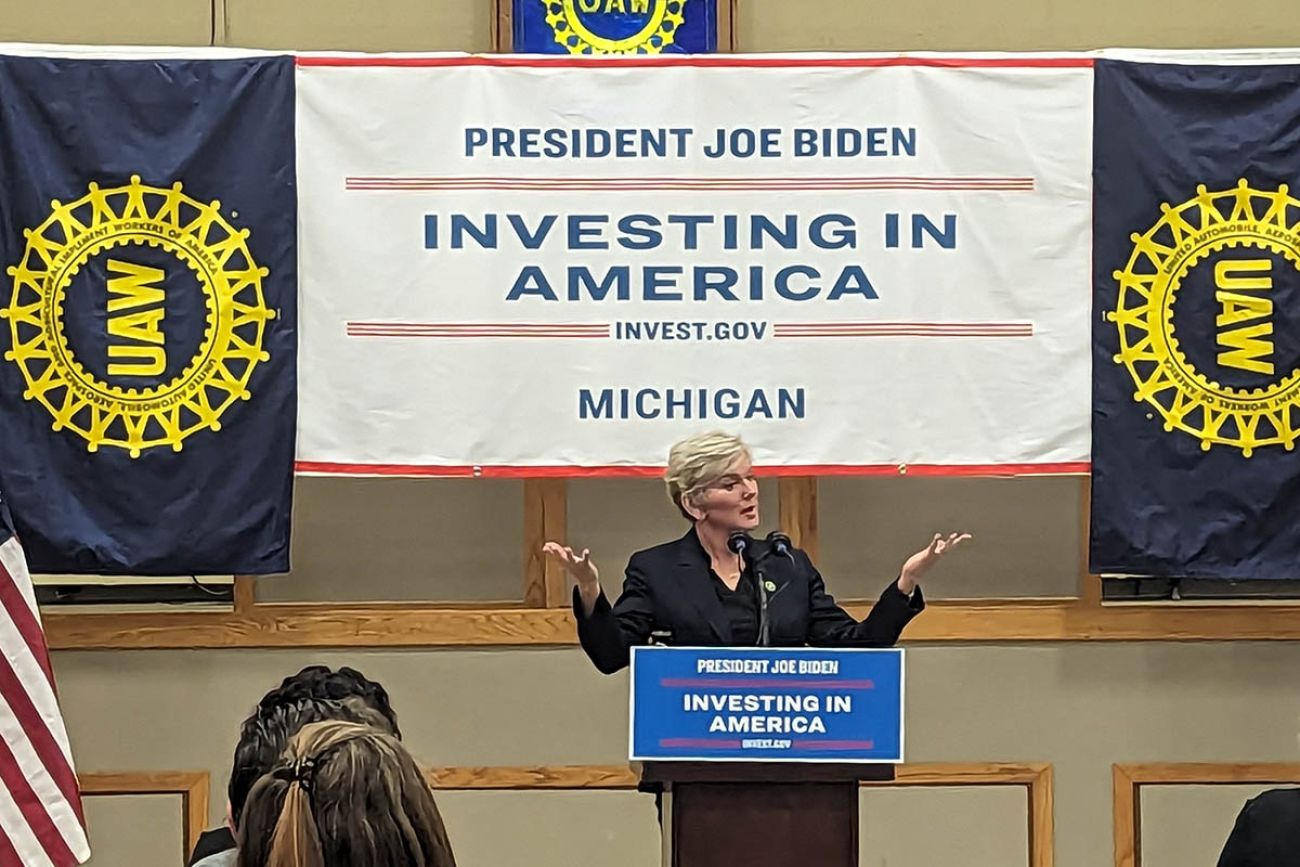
[344,175,1035,193]
[345,321,611,339]
[0,537,89,867]
[772,321,1034,338]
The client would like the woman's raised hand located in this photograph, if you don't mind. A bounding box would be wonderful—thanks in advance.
[898,532,972,594]
[542,542,601,595]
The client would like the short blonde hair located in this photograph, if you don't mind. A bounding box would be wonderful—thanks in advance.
[664,431,751,521]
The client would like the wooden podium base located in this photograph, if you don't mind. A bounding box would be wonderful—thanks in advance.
[643,762,894,867]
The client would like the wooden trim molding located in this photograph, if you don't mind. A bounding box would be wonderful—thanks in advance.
[492,0,512,52]
[79,771,209,862]
[428,762,1052,867]
[717,0,738,52]
[522,479,568,607]
[1113,764,1140,867]
[232,576,256,614]
[430,764,638,789]
[1078,479,1101,606]
[45,597,1300,650]
[1113,762,1300,867]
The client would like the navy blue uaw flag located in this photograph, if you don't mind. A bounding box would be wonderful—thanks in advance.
[0,54,297,574]
[513,0,717,54]
[1092,59,1300,579]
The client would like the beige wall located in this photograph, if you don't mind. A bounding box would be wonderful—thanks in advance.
[8,2,1300,866]
[740,0,1300,51]
[270,475,1070,604]
[7,0,1300,52]
[54,643,1300,867]
[82,794,184,866]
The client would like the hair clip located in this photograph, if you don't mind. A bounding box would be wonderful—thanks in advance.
[293,757,318,792]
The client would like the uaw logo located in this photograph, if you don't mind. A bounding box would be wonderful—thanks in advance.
[544,0,687,55]
[1,176,275,458]
[1109,180,1300,456]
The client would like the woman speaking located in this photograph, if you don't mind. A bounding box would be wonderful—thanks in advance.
[544,431,970,674]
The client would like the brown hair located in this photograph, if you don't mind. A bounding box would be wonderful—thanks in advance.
[237,721,456,867]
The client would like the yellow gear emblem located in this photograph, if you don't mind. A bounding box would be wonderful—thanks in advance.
[544,0,686,55]
[1,175,276,458]
[1108,180,1300,457]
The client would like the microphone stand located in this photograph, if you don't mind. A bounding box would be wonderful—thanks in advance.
[728,531,771,647]
[755,562,771,647]
[750,534,795,648]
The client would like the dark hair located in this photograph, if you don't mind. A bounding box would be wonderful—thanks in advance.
[255,666,400,737]
[227,666,400,829]
[237,721,456,867]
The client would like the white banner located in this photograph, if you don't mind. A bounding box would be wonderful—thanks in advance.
[295,55,1093,475]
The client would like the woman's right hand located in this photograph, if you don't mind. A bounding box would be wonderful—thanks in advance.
[542,543,601,609]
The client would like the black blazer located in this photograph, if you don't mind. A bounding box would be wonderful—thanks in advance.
[574,529,924,674]
[1218,788,1300,866]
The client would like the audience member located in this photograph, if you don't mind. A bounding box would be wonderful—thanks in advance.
[1218,787,1300,866]
[189,666,401,867]
[237,720,456,867]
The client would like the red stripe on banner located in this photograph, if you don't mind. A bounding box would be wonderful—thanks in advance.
[775,321,1030,328]
[0,732,77,867]
[661,679,875,689]
[293,462,1090,478]
[793,740,876,750]
[347,181,1034,191]
[298,56,1093,69]
[658,739,744,749]
[774,332,1031,338]
[344,327,610,330]
[773,332,1033,336]
[348,184,1034,192]
[0,625,85,830]
[347,327,608,331]
[346,322,608,328]
[345,332,607,335]
[347,332,610,339]
[346,175,1033,183]
[773,334,1032,339]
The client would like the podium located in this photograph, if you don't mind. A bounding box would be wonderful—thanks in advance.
[629,647,905,867]
[642,761,893,867]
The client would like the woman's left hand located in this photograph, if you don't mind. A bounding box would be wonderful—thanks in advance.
[898,532,972,594]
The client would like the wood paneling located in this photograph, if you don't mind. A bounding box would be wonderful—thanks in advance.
[427,762,1052,867]
[1112,763,1300,867]
[493,0,512,51]
[233,576,256,613]
[80,771,209,861]
[523,479,569,608]
[778,477,818,564]
[46,597,1300,649]
[718,0,738,51]
[1079,479,1101,606]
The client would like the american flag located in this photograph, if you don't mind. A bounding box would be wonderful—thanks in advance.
[0,500,88,866]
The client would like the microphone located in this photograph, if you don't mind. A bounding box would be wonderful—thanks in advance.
[766,531,795,561]
[726,530,753,555]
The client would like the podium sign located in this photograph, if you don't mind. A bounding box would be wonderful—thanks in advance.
[629,647,903,763]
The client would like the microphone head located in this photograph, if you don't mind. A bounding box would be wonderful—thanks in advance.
[765,531,794,557]
[726,530,752,554]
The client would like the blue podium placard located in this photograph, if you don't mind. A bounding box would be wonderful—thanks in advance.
[629,647,904,763]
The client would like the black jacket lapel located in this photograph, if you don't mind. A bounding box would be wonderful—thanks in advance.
[673,529,731,643]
